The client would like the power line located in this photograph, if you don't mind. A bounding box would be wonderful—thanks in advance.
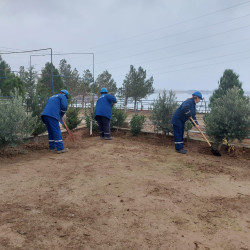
[97,23,250,65]
[82,1,250,51]
[149,49,250,72]
[97,13,250,55]
[107,37,250,71]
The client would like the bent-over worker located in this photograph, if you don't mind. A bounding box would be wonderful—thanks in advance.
[41,89,69,154]
[95,88,117,140]
[171,91,203,154]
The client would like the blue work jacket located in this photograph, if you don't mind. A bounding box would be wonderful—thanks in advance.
[41,93,68,124]
[94,94,117,120]
[171,98,198,126]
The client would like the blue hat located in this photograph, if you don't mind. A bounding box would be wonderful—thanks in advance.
[60,89,69,99]
[192,91,203,100]
[101,88,108,93]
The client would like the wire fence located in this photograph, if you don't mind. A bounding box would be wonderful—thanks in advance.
[70,97,211,113]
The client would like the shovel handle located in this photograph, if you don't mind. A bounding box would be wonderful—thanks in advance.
[62,118,71,134]
[189,117,212,147]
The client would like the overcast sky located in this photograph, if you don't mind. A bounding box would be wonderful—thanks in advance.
[1,0,250,92]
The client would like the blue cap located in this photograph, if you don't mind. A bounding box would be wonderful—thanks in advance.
[192,91,203,100]
[101,88,108,93]
[60,89,69,98]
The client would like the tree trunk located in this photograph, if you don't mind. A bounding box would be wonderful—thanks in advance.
[133,99,137,112]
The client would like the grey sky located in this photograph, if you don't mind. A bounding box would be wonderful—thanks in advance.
[1,0,250,91]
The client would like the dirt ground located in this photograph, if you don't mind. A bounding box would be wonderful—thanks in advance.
[0,128,250,250]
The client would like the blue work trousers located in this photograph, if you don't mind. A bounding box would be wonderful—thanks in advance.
[95,115,111,138]
[173,123,185,150]
[42,115,64,151]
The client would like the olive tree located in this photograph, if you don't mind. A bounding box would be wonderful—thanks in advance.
[204,87,250,148]
[0,91,37,147]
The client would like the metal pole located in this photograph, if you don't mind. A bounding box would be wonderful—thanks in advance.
[90,53,95,135]
[50,48,54,94]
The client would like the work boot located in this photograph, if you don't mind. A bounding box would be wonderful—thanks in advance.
[104,136,113,140]
[57,148,69,154]
[176,149,187,154]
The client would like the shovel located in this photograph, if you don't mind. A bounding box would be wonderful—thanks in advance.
[189,117,221,156]
[62,118,71,135]
[62,118,81,142]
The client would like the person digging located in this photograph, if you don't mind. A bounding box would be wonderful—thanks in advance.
[171,91,203,154]
[94,88,117,140]
[41,89,69,154]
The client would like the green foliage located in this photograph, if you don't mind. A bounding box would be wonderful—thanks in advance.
[0,56,11,93]
[59,59,84,97]
[123,65,154,110]
[84,109,99,132]
[0,58,25,97]
[209,69,245,107]
[92,70,117,95]
[130,114,145,136]
[19,66,38,111]
[30,95,47,136]
[111,107,127,128]
[0,91,37,147]
[204,87,250,144]
[36,62,64,98]
[65,107,82,130]
[185,120,193,140]
[150,90,178,135]
[79,69,93,98]
[184,120,193,132]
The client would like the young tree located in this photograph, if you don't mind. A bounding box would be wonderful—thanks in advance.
[78,69,93,102]
[130,114,145,136]
[93,70,117,95]
[123,65,154,111]
[204,87,250,149]
[19,66,38,111]
[0,57,25,96]
[0,56,11,86]
[36,62,64,98]
[0,90,37,147]
[65,107,82,130]
[150,90,178,135]
[209,69,245,107]
[0,74,25,97]
[59,59,80,97]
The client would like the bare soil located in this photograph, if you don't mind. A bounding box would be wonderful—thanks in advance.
[0,128,250,250]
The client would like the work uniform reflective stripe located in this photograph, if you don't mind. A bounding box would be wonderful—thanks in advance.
[173,124,185,150]
[42,116,65,151]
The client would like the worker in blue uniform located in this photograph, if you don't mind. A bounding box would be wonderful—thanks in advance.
[41,89,69,153]
[95,88,117,140]
[171,91,203,154]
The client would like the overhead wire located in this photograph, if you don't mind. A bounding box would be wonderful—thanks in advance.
[95,13,250,55]
[81,1,250,51]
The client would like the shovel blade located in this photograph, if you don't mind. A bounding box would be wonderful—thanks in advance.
[211,148,221,156]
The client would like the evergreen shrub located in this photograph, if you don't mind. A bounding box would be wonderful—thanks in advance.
[66,107,82,130]
[0,92,37,147]
[130,114,145,136]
